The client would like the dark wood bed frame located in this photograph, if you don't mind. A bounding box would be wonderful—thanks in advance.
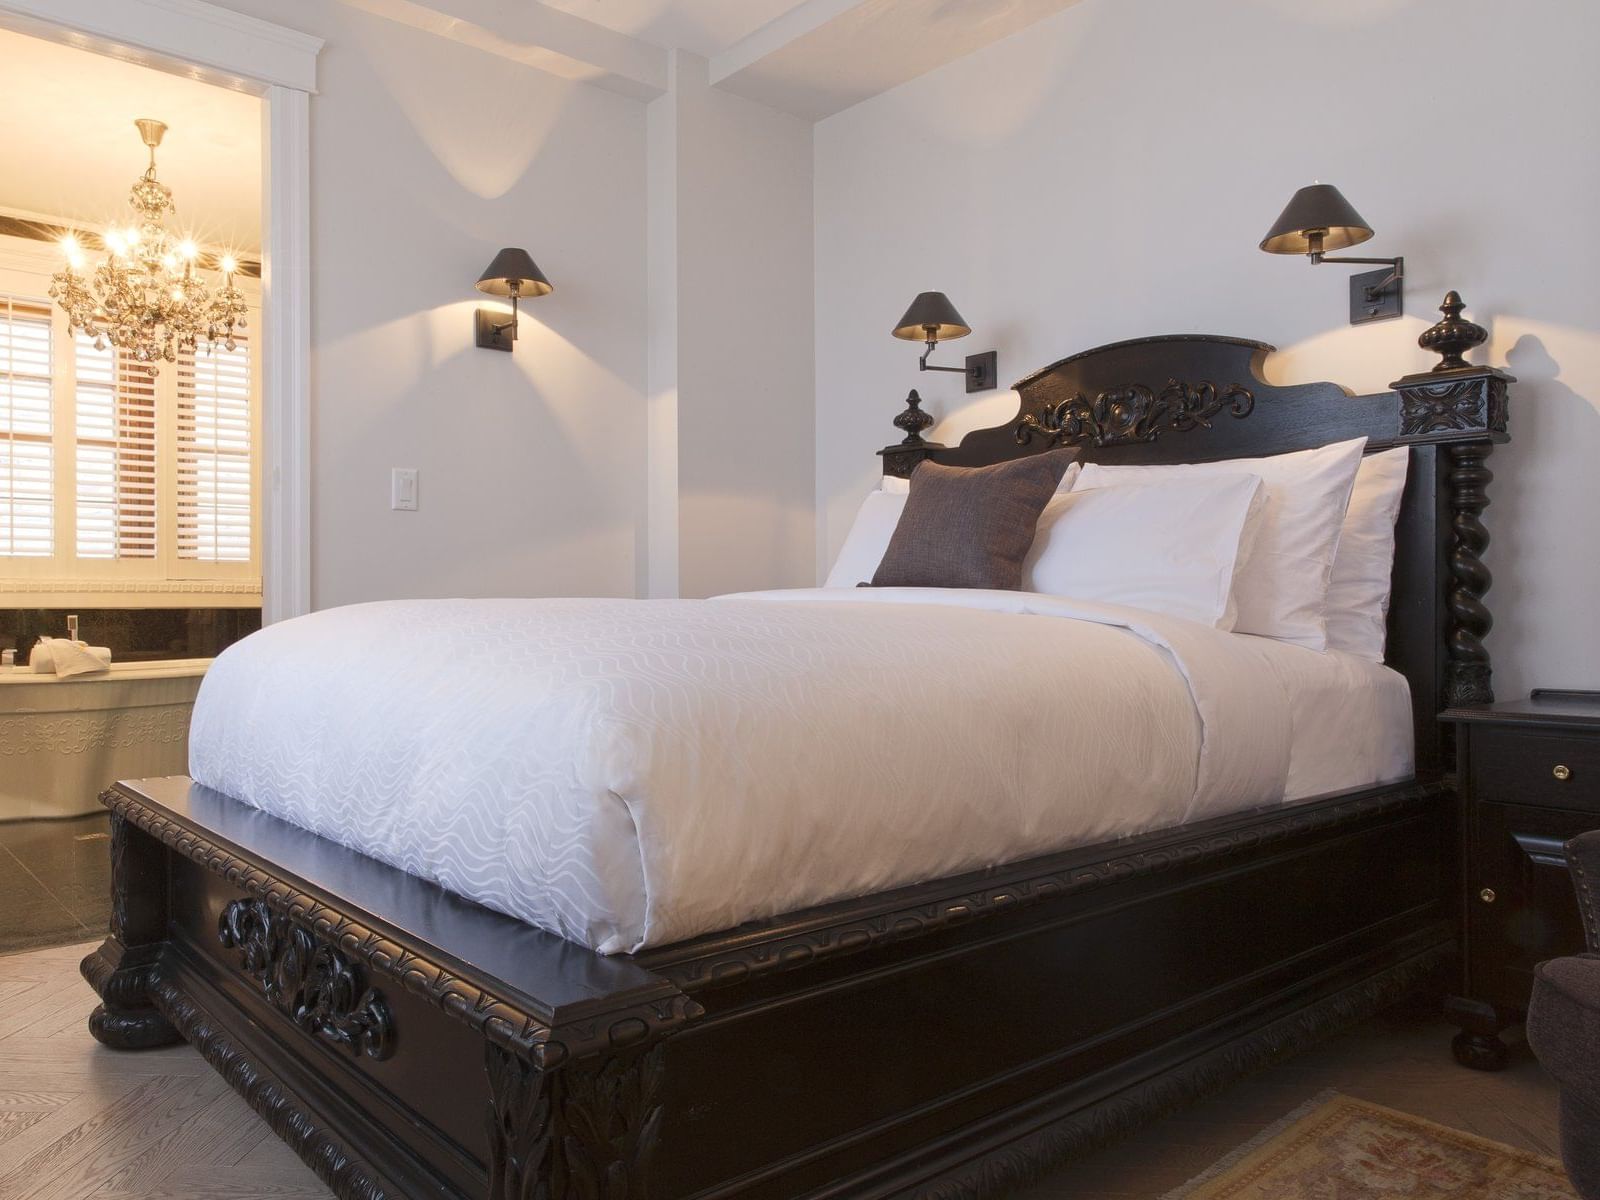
[84,295,1511,1200]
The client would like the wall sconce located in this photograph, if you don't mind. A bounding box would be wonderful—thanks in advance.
[1259,184,1404,325]
[891,291,998,392]
[474,247,552,352]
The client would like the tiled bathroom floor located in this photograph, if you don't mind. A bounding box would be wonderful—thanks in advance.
[0,814,112,955]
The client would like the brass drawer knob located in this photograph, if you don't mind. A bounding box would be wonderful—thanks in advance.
[1554,764,1572,781]
[1480,888,1497,903]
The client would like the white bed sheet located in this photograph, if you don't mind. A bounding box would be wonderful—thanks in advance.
[1245,633,1414,801]
[187,590,1410,954]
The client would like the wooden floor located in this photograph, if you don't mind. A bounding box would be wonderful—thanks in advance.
[0,941,1565,1200]
[0,941,326,1200]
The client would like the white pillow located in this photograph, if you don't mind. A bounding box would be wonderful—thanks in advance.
[1073,437,1367,650]
[881,460,1080,494]
[1324,447,1410,661]
[824,490,907,587]
[1023,474,1265,628]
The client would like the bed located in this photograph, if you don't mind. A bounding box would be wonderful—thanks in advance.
[82,321,1511,1200]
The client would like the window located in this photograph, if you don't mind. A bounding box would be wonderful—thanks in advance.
[0,295,53,558]
[74,334,157,560]
[178,338,252,563]
[0,236,260,604]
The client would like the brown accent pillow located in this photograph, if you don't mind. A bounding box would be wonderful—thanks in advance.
[870,451,1077,590]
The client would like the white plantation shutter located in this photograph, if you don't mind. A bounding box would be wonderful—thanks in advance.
[0,240,259,599]
[177,338,252,563]
[0,294,53,557]
[74,335,158,559]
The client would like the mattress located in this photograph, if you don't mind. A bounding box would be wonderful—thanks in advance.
[188,590,1412,954]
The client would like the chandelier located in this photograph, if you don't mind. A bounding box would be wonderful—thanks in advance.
[49,119,247,374]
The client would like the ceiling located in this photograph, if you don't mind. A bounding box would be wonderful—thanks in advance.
[713,0,1086,120]
[0,28,261,253]
[342,0,1087,119]
[537,0,812,57]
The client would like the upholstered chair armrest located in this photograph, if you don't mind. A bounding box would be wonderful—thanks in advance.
[1567,830,1600,953]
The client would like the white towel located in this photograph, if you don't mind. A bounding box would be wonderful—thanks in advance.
[30,638,112,677]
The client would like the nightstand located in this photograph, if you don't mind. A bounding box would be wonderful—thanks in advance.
[1443,689,1600,1069]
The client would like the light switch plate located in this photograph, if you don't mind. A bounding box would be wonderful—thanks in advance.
[391,467,418,511]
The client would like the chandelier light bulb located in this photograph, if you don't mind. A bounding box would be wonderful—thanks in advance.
[221,254,237,276]
[179,239,198,261]
[124,226,141,247]
[105,230,125,254]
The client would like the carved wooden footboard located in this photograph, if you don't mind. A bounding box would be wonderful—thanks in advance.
[83,775,1454,1199]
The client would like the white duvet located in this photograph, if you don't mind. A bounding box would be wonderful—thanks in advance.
[188,590,1403,954]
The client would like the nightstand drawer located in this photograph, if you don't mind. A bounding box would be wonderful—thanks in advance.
[1472,725,1600,812]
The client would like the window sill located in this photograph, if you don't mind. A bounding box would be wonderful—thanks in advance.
[0,578,262,608]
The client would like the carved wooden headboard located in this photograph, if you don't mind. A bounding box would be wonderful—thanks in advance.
[877,295,1511,780]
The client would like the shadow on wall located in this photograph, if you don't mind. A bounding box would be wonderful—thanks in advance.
[1486,331,1600,695]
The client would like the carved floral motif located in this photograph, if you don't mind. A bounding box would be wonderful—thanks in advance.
[109,811,132,943]
[219,897,396,1061]
[1398,377,1508,438]
[1015,379,1254,448]
[486,1043,665,1200]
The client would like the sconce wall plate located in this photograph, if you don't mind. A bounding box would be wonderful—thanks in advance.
[475,308,517,351]
[964,350,998,392]
[1350,264,1403,324]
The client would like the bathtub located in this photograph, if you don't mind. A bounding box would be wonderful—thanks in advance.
[0,659,208,820]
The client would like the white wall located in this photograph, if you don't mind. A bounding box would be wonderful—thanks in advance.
[650,51,816,599]
[815,0,1600,698]
[197,2,812,608]
[212,0,649,610]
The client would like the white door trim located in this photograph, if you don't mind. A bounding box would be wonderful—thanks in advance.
[0,0,322,623]
[262,87,314,624]
[0,0,322,92]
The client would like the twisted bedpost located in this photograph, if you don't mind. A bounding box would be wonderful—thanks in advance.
[1445,441,1495,705]
[1391,291,1511,714]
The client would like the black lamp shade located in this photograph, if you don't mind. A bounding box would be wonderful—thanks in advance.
[892,291,971,342]
[476,247,552,297]
[1259,184,1376,255]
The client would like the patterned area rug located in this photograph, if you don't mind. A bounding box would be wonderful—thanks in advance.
[1162,1092,1576,1199]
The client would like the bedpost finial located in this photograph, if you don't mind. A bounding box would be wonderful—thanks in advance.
[893,388,936,446]
[1419,290,1487,373]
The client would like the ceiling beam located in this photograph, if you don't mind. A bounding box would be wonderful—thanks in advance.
[335,0,668,101]
[711,0,1084,122]
[708,0,865,86]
